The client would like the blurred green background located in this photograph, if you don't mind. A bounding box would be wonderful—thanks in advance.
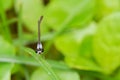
[0,0,120,80]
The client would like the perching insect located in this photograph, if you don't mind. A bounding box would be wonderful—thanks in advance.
[36,16,44,54]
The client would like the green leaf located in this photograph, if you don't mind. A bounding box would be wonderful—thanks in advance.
[24,47,60,80]
[93,12,120,74]
[0,63,14,80]
[0,55,70,70]
[45,0,96,31]
[55,23,96,57]
[30,68,80,80]
[0,36,15,80]
[14,0,47,34]
[96,0,120,20]
[55,22,100,71]
[0,36,15,55]
[0,0,12,11]
[0,1,12,42]
[114,68,120,80]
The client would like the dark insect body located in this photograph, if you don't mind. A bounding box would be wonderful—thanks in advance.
[36,16,44,54]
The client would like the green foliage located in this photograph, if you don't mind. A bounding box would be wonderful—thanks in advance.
[0,0,13,11]
[0,36,15,80]
[45,0,96,31]
[31,68,80,80]
[93,13,120,74]
[24,47,61,80]
[0,0,120,80]
[55,22,100,71]
[14,0,47,34]
[96,0,120,20]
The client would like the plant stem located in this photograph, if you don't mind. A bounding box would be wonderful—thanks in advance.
[0,55,69,70]
[0,0,12,42]
[24,47,61,80]
[18,4,23,53]
[18,5,22,44]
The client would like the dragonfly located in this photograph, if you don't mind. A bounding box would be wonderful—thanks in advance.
[36,16,44,54]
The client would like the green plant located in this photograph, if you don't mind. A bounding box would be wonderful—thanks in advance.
[0,0,120,80]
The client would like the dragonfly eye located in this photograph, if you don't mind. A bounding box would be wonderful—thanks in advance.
[36,49,44,54]
[36,43,44,54]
